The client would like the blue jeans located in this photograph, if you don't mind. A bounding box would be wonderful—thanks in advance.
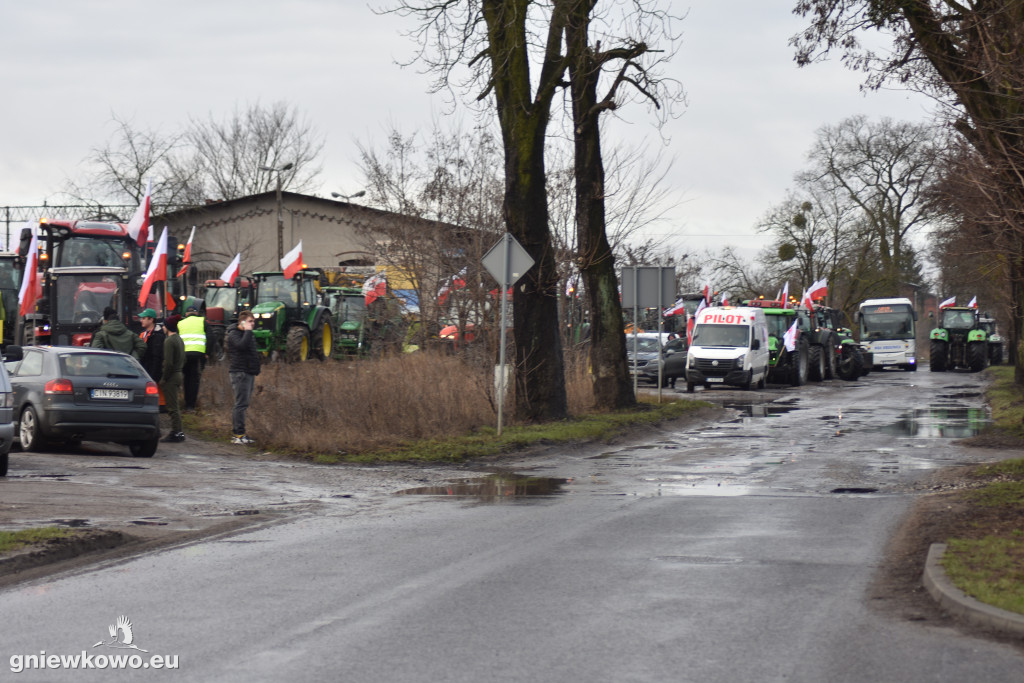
[230,372,255,436]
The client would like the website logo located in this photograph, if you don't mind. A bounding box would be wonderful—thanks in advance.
[93,615,148,652]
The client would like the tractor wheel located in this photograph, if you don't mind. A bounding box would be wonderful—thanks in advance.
[968,341,988,372]
[823,342,837,380]
[808,344,825,382]
[990,344,1003,365]
[209,327,226,363]
[836,345,863,381]
[311,317,333,361]
[286,327,310,363]
[790,340,809,387]
[929,340,947,372]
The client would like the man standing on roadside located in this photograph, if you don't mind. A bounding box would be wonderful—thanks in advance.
[160,315,186,443]
[178,304,209,411]
[92,307,146,359]
[138,308,164,383]
[226,310,260,444]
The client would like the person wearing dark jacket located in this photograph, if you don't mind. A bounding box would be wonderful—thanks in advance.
[226,310,260,445]
[91,307,146,359]
[138,308,164,383]
[160,315,186,443]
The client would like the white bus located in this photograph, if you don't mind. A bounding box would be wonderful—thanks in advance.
[856,297,918,371]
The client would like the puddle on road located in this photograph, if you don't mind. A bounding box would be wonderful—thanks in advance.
[723,402,799,421]
[874,406,991,438]
[395,473,569,502]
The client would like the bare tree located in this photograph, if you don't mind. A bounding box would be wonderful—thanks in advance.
[188,101,323,200]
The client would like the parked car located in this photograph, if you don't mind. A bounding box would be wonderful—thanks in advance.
[0,353,15,476]
[627,333,667,386]
[662,336,689,387]
[3,346,161,458]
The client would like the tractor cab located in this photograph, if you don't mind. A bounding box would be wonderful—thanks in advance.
[250,270,333,362]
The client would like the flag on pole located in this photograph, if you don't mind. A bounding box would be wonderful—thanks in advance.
[968,295,978,309]
[138,227,168,308]
[783,319,799,352]
[720,291,730,306]
[438,267,468,305]
[281,240,303,279]
[176,226,196,277]
[687,298,708,344]
[702,281,712,303]
[781,281,789,308]
[18,222,40,317]
[219,253,241,285]
[801,278,828,308]
[363,272,387,305]
[126,179,152,248]
[939,296,956,308]
[663,298,687,317]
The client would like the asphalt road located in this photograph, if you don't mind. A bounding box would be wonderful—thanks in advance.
[1,366,1023,681]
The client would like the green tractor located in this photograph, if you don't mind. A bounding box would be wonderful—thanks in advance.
[930,306,988,372]
[807,305,868,381]
[744,300,809,386]
[322,285,369,356]
[978,315,1004,365]
[250,269,334,362]
[795,306,841,380]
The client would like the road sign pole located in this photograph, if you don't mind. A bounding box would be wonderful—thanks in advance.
[497,234,510,436]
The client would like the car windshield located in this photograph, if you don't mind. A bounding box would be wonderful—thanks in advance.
[60,353,142,378]
[627,337,661,353]
[691,324,750,347]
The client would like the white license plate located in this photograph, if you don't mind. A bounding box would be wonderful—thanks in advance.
[92,389,129,400]
[706,377,724,383]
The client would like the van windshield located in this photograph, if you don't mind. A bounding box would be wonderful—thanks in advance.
[692,324,750,347]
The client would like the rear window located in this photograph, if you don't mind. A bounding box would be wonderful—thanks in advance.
[60,353,143,378]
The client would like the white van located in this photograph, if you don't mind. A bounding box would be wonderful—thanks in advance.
[685,306,770,392]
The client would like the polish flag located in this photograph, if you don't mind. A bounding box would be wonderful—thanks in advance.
[176,226,196,277]
[783,319,799,352]
[18,222,40,317]
[939,296,956,309]
[687,298,708,344]
[363,272,387,305]
[663,298,686,317]
[138,227,168,308]
[720,291,730,306]
[802,278,828,308]
[968,295,978,309]
[219,253,241,285]
[438,267,467,305]
[281,240,303,279]
[702,281,712,303]
[781,281,790,308]
[126,179,152,248]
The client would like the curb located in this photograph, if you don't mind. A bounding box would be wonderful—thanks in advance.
[923,543,1024,637]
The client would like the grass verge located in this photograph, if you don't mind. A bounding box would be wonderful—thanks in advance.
[0,527,79,554]
[940,365,1024,615]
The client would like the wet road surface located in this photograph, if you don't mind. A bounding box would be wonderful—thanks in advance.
[1,367,1022,682]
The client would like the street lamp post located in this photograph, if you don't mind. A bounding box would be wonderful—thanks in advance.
[331,190,366,202]
[259,162,294,261]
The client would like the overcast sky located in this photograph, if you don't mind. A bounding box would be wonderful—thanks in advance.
[0,1,936,256]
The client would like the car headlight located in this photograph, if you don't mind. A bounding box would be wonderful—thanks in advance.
[735,354,745,367]
[687,353,696,367]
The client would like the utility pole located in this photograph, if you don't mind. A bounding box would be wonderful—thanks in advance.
[259,162,294,261]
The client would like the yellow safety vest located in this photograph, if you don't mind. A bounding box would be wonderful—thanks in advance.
[178,315,207,353]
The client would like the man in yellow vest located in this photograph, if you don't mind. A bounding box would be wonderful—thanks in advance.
[178,304,210,411]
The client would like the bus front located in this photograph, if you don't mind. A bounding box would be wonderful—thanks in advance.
[858,299,917,371]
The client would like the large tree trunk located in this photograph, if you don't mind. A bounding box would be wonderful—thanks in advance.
[483,0,568,422]
[566,3,636,410]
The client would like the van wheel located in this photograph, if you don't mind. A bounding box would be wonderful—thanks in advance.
[686,382,695,393]
[741,371,752,390]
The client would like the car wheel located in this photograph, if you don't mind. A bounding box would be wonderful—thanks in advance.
[129,436,159,458]
[19,406,45,451]
[0,451,7,476]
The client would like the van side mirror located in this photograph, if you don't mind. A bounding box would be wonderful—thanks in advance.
[751,339,760,350]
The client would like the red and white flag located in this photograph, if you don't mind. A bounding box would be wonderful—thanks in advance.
[968,295,978,309]
[363,272,387,305]
[783,319,799,352]
[781,281,790,308]
[176,226,196,278]
[702,281,712,303]
[939,296,956,309]
[663,298,686,317]
[281,240,303,279]
[18,222,40,317]
[438,267,467,305]
[126,179,152,248]
[801,278,828,308]
[720,291,730,306]
[138,226,168,307]
[219,253,241,285]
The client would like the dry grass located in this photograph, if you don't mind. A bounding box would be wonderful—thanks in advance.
[197,348,598,454]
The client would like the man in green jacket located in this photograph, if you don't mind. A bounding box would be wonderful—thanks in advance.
[91,307,146,359]
[160,315,186,443]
